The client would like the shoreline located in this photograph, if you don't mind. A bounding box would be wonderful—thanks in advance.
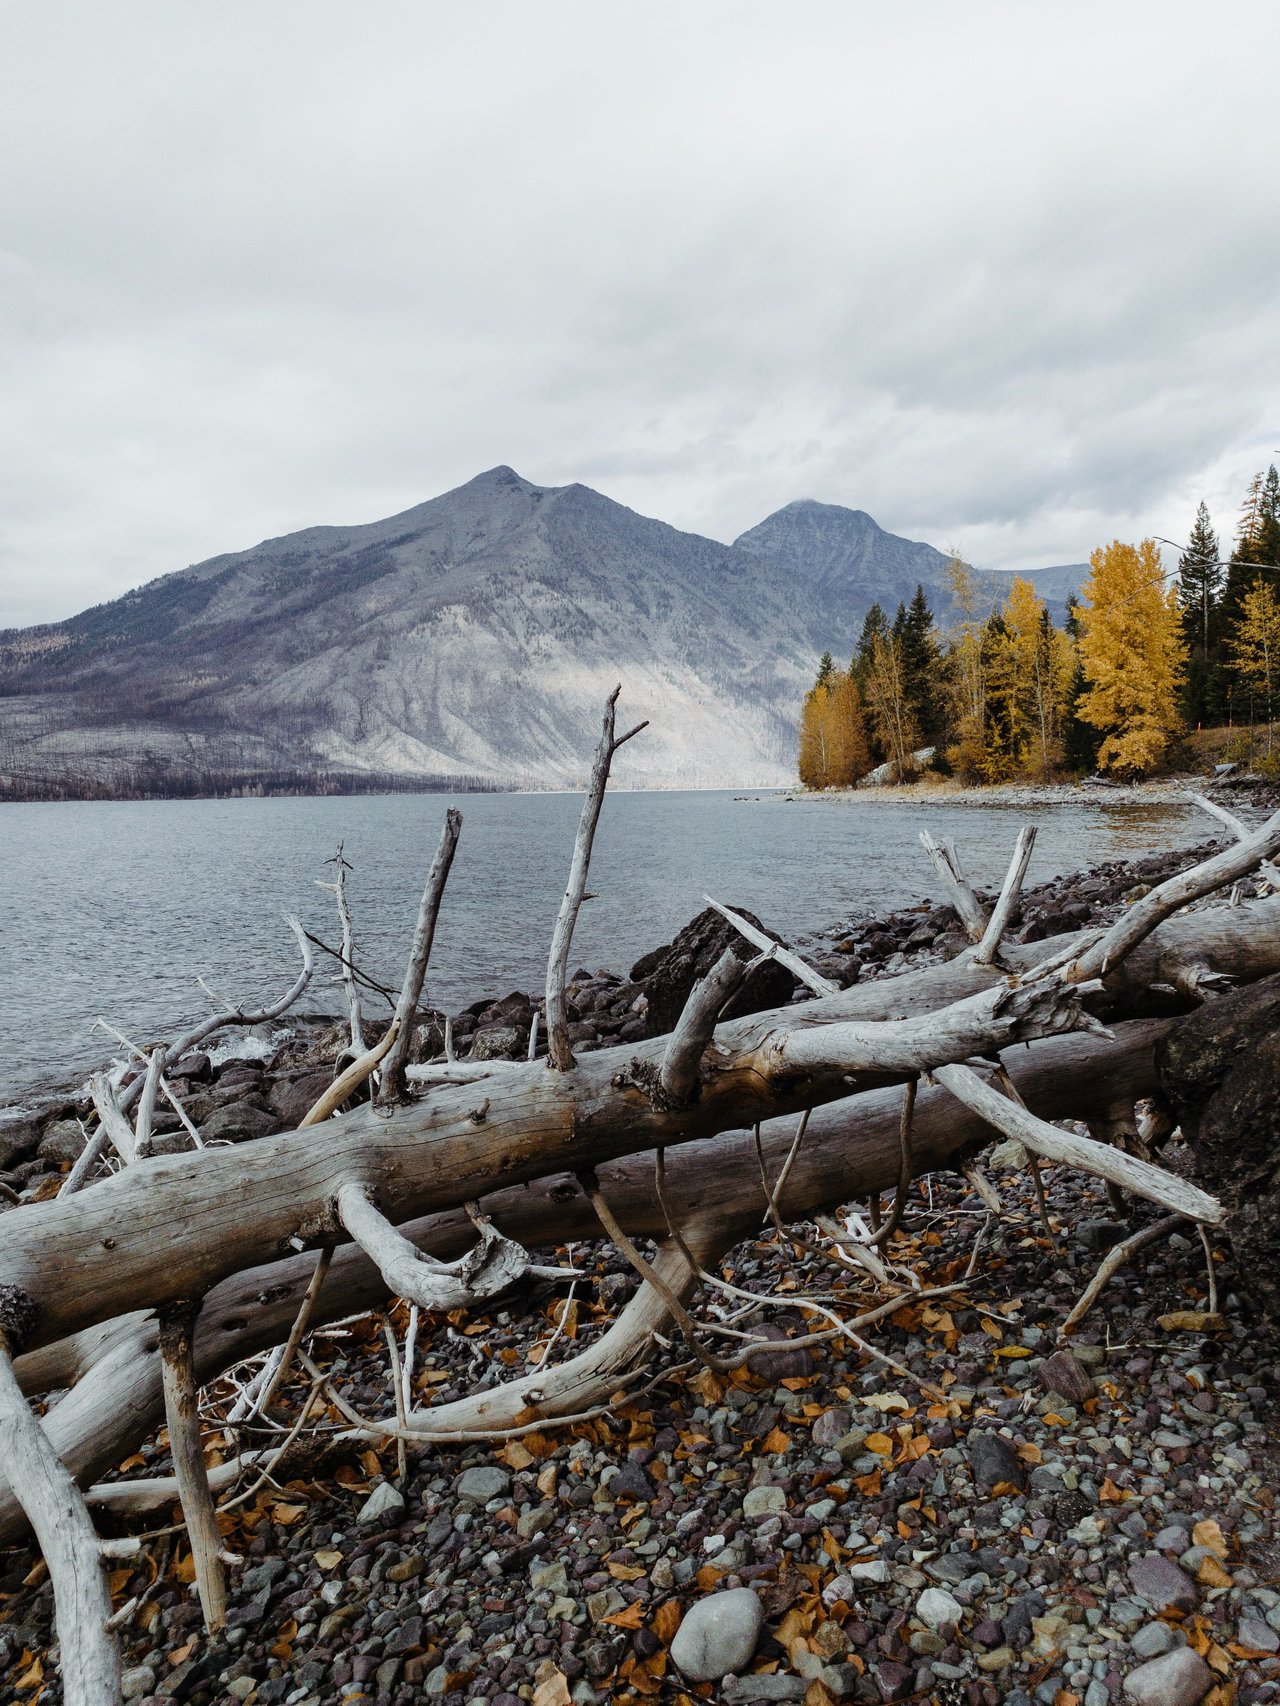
[763,773,1265,811]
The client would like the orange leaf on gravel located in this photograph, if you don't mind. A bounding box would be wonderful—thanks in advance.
[762,1426,792,1453]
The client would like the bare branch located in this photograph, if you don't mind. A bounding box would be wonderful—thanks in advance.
[932,1061,1224,1223]
[379,809,463,1103]
[971,826,1037,966]
[919,831,988,941]
[702,897,839,996]
[0,1338,120,1706]
[546,687,646,1070]
[659,947,758,1103]
[158,1302,227,1631]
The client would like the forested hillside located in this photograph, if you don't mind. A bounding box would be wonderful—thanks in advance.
[798,465,1280,786]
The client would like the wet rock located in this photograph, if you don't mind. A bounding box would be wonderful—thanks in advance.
[669,1587,764,1681]
[1122,1646,1214,1704]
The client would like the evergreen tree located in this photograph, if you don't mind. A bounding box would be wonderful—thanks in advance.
[815,651,835,689]
[854,605,888,680]
[899,584,945,747]
[1177,501,1222,726]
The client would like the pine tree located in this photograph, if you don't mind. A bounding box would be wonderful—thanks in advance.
[1077,539,1186,775]
[1177,501,1222,727]
[899,584,945,748]
[816,651,835,689]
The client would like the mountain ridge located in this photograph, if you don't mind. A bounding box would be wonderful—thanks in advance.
[0,468,1086,797]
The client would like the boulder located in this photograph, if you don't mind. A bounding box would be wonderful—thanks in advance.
[629,907,796,1037]
[1157,971,1280,1318]
[471,1025,526,1061]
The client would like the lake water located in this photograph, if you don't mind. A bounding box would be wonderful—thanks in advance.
[0,789,1206,1107]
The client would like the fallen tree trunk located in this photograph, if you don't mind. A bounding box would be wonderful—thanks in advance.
[6,891,1279,1360]
[0,1017,1175,1545]
[0,977,1097,1354]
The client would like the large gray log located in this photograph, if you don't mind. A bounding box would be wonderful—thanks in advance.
[3,1020,1169,1547]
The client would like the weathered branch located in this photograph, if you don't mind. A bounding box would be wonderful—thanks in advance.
[1064,803,1280,981]
[378,809,462,1103]
[317,844,366,1053]
[658,948,756,1104]
[157,1302,227,1631]
[703,897,838,996]
[1184,791,1280,892]
[919,831,988,941]
[546,688,647,1070]
[971,826,1037,966]
[931,1062,1223,1223]
[0,1323,119,1706]
[117,917,313,1115]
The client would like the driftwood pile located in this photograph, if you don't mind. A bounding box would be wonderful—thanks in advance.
[2,691,1280,1706]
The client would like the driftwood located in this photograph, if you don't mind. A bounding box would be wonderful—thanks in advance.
[4,687,1279,1706]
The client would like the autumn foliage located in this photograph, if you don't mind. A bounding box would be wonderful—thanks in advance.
[1076,539,1186,777]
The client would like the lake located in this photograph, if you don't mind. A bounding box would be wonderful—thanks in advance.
[0,789,1206,1107]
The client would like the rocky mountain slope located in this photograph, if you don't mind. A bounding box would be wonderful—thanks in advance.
[0,469,1086,795]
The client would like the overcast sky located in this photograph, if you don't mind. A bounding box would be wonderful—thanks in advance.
[2,1,1278,627]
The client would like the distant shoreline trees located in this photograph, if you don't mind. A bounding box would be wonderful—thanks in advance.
[797,464,1280,787]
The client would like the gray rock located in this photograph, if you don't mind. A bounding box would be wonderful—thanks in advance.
[609,1459,655,1502]
[471,1025,525,1061]
[200,1099,279,1143]
[811,1408,852,1447]
[1128,1552,1199,1614]
[670,1587,764,1681]
[924,1552,975,1585]
[1239,1614,1280,1653]
[743,1485,787,1519]
[915,1587,964,1630]
[357,1480,406,1524]
[455,1465,511,1503]
[1122,1646,1214,1705]
[121,1665,157,1701]
[967,1430,1027,1492]
[1131,1622,1179,1658]
[721,1676,807,1702]
[37,1119,88,1163]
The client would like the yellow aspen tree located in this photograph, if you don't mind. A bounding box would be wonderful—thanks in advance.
[1077,539,1186,776]
[798,671,870,787]
[943,552,989,781]
[1227,578,1280,756]
[1000,577,1075,779]
[864,632,919,776]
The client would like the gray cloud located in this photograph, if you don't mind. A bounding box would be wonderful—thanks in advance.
[1,0,1277,627]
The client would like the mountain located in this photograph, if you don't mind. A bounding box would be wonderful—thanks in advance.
[0,469,1089,797]
[734,499,1085,623]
